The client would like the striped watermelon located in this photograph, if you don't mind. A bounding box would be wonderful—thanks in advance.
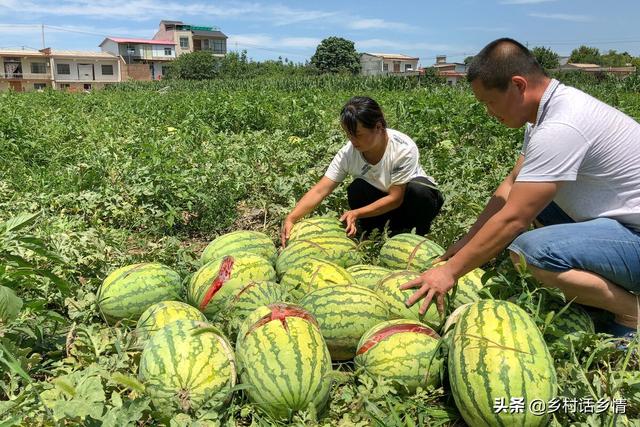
[289,216,345,241]
[303,235,362,268]
[236,303,332,419]
[227,281,288,334]
[280,257,356,301]
[346,264,392,290]
[442,303,472,335]
[201,230,277,266]
[186,252,276,319]
[138,319,236,418]
[299,285,389,360]
[276,239,333,278]
[448,300,557,427]
[354,319,443,393]
[97,263,182,322]
[539,297,595,345]
[375,271,441,330]
[451,267,488,309]
[135,301,207,347]
[379,233,444,271]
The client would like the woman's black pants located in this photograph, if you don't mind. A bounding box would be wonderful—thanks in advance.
[346,177,444,237]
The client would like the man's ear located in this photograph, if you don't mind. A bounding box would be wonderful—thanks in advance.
[512,76,528,95]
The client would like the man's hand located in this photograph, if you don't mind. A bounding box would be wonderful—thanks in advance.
[340,210,360,237]
[399,264,457,317]
[280,217,295,247]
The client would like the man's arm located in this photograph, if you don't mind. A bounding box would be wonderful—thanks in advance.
[403,179,558,315]
[445,180,558,278]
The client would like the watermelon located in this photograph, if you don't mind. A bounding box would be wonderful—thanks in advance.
[539,297,595,345]
[450,267,488,309]
[354,319,443,393]
[379,233,444,271]
[375,271,441,330]
[289,216,345,241]
[97,263,182,322]
[299,285,389,360]
[280,257,356,301]
[201,230,277,266]
[236,303,332,419]
[135,301,207,347]
[276,239,333,278]
[138,319,236,418]
[346,264,392,290]
[303,235,362,267]
[227,280,288,334]
[448,300,557,427]
[186,252,276,319]
[442,303,473,335]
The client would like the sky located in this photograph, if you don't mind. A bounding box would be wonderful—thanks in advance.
[1,0,639,66]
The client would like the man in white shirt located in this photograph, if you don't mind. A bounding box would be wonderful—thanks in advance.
[402,38,640,339]
[281,96,443,245]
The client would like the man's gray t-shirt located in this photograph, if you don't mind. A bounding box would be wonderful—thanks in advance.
[517,79,640,231]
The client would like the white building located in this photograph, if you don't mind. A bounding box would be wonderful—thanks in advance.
[360,53,419,76]
[0,48,123,92]
[100,37,176,80]
[431,55,467,85]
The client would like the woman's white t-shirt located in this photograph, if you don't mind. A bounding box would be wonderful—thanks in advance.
[324,128,433,192]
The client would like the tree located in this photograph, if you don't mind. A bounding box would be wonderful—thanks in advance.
[601,50,634,67]
[531,46,560,70]
[464,55,475,65]
[569,45,601,65]
[165,51,219,80]
[310,37,361,74]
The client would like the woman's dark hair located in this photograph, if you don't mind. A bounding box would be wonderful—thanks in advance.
[467,38,547,91]
[340,96,387,136]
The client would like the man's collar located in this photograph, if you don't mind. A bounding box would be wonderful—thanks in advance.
[534,79,560,126]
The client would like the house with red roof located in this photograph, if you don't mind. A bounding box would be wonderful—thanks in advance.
[360,53,420,76]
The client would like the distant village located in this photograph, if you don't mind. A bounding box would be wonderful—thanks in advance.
[1,20,637,92]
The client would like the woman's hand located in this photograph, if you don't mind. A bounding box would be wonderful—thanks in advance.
[280,217,296,247]
[399,263,457,317]
[339,210,360,237]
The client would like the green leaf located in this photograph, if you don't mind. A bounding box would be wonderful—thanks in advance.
[101,398,149,427]
[110,373,145,394]
[49,375,105,421]
[2,254,35,269]
[14,239,66,264]
[33,269,71,295]
[0,340,31,383]
[0,285,22,324]
[54,378,77,398]
[2,212,40,234]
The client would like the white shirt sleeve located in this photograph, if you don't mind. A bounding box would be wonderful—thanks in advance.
[324,145,349,183]
[390,144,420,185]
[517,122,589,182]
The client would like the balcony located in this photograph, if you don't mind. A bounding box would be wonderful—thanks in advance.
[0,71,51,80]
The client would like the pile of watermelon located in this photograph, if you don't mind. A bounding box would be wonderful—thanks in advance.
[95,215,587,424]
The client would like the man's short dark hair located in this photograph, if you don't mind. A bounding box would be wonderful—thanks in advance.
[467,38,547,91]
[340,96,387,136]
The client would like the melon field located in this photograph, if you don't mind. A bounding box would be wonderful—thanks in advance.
[0,73,639,426]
